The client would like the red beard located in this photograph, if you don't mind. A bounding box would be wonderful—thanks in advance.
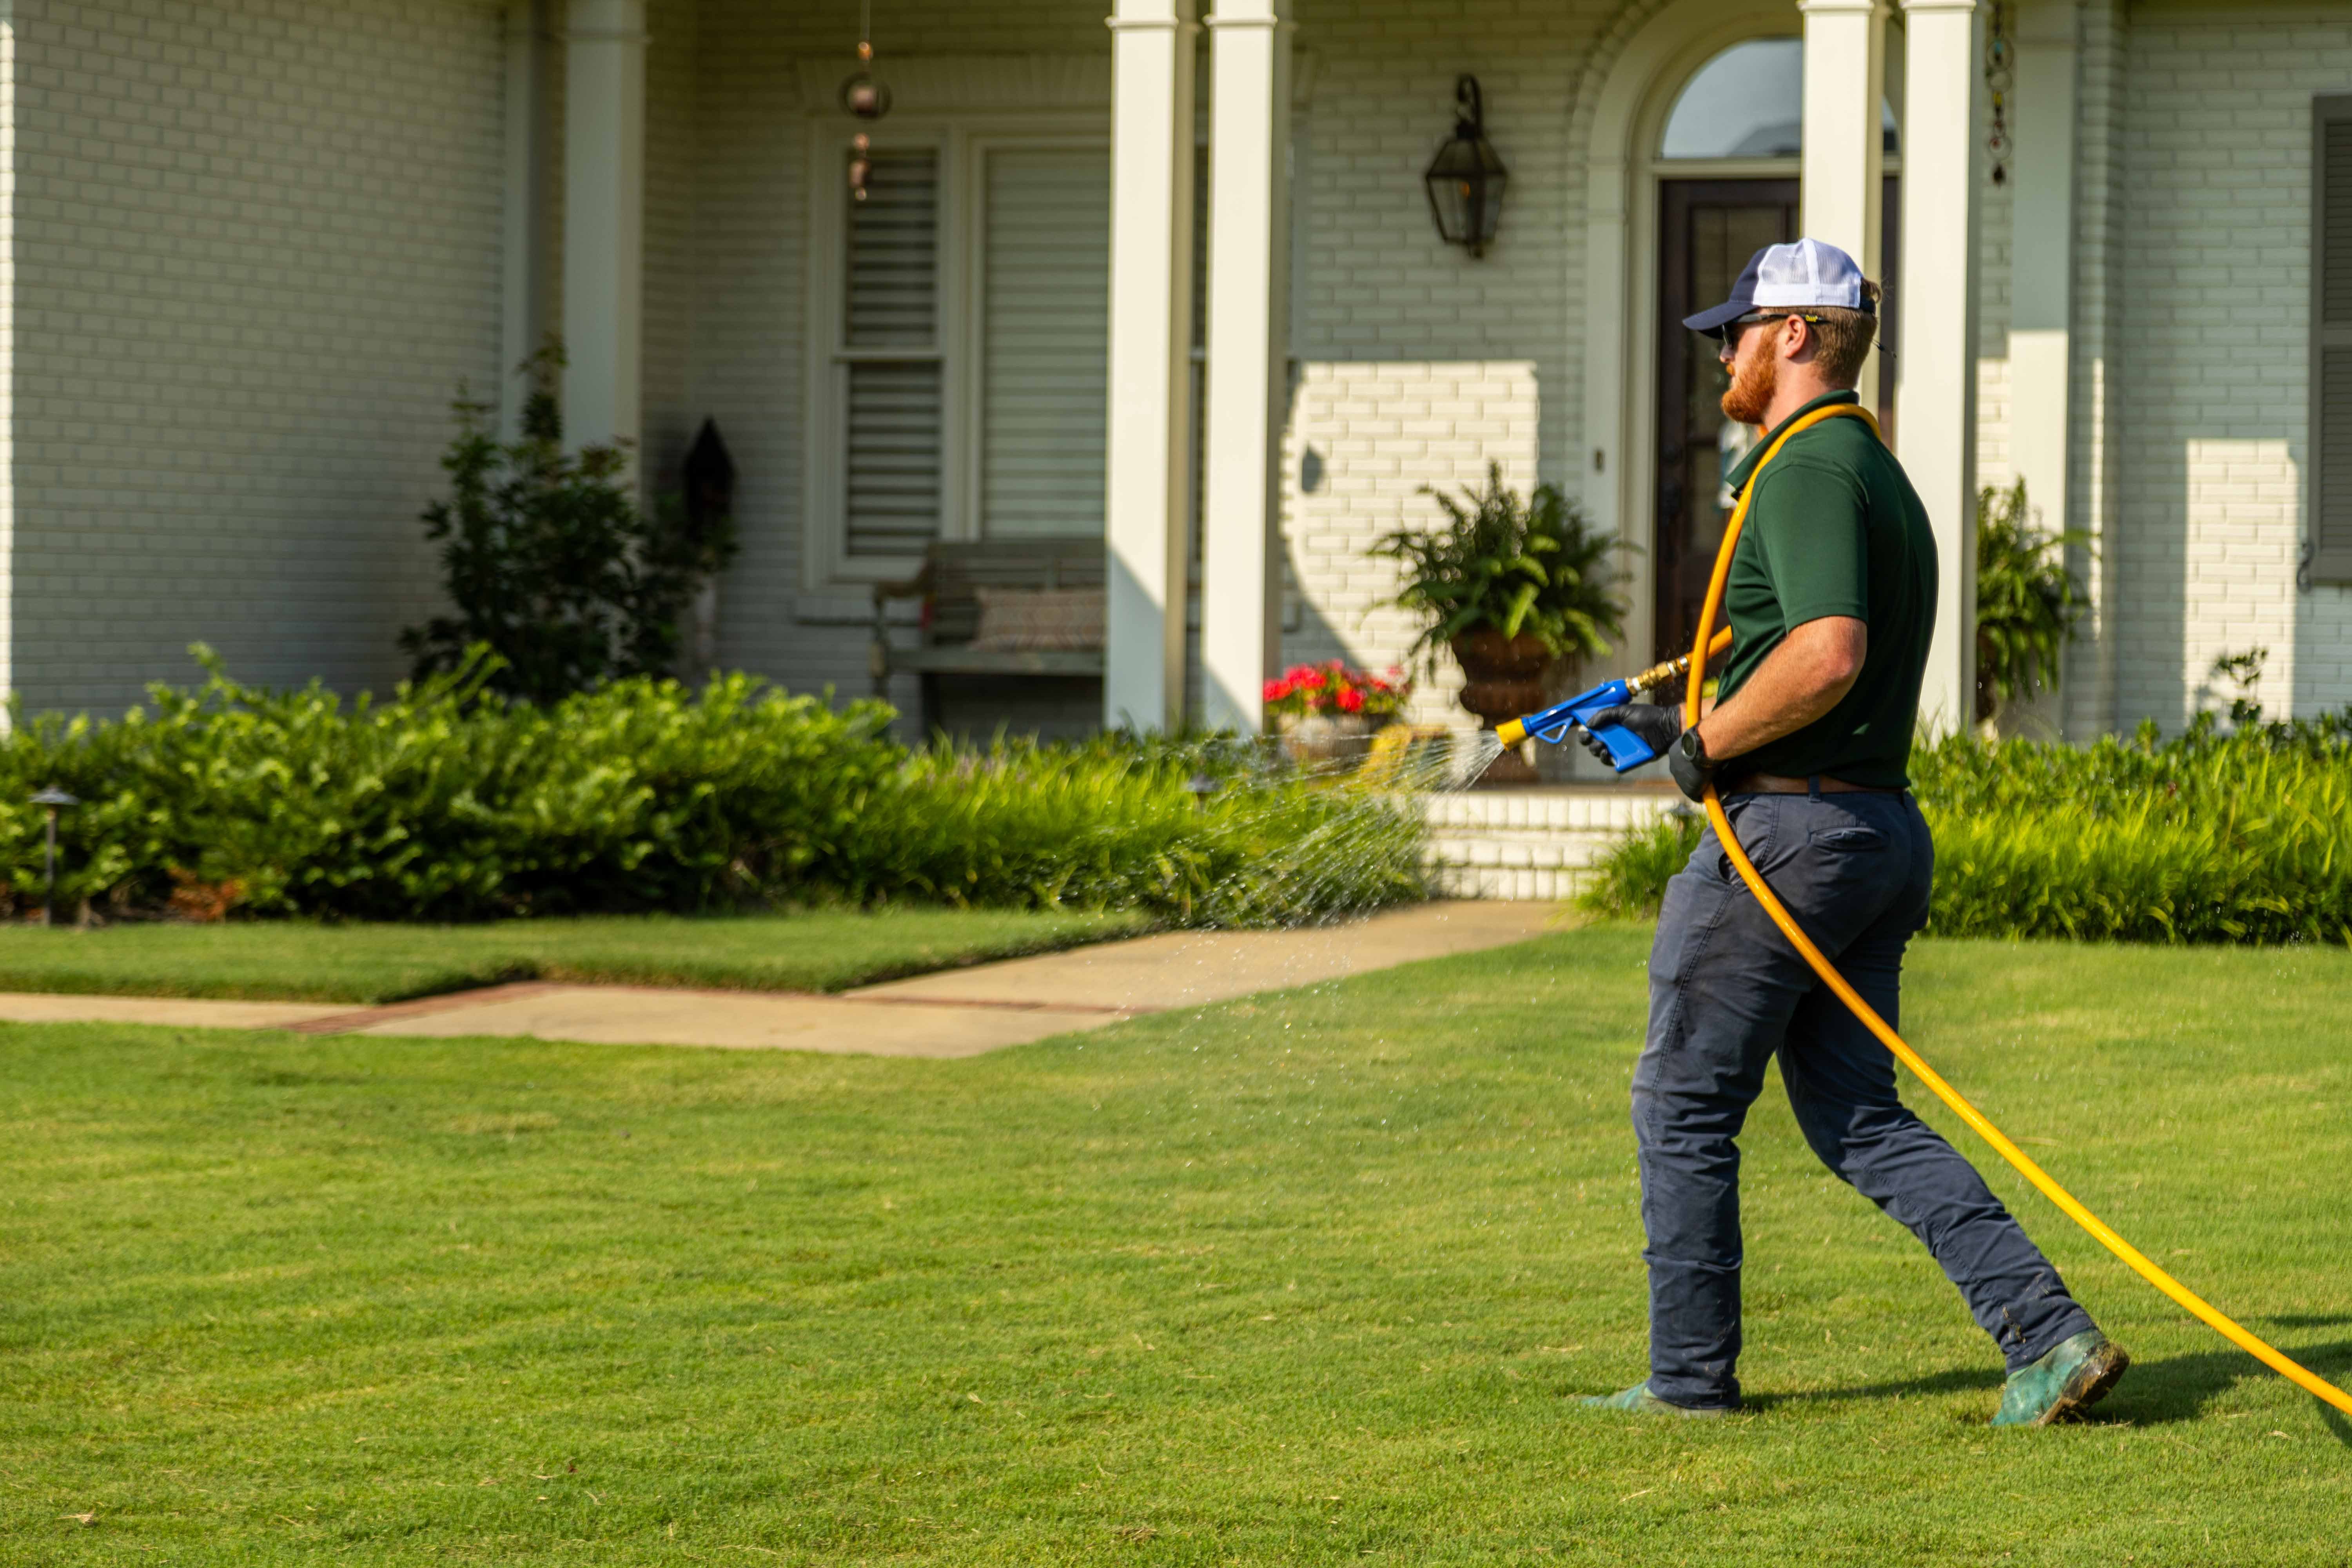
[1720,344,1777,427]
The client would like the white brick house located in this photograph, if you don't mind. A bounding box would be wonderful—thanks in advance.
[5,0,2350,745]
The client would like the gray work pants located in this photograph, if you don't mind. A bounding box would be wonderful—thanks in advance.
[1634,787,2094,1409]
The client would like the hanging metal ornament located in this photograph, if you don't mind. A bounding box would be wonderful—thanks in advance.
[840,2,893,202]
[1984,1,2012,186]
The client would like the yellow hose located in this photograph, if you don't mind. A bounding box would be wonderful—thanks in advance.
[1687,401,2352,1416]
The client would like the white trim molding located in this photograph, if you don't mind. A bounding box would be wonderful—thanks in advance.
[1200,0,1292,733]
[1894,0,1983,735]
[799,113,1109,593]
[561,0,646,455]
[1800,0,1889,411]
[500,0,554,440]
[1102,0,1200,732]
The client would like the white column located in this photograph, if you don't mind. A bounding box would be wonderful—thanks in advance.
[501,0,554,438]
[1895,0,1983,735]
[1200,0,1291,733]
[1102,0,1199,733]
[2008,2,2079,712]
[1800,0,1888,413]
[2070,0,2125,738]
[561,0,646,453]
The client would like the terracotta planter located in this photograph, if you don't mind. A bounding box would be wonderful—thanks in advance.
[1277,711,1380,769]
[1450,629,1555,784]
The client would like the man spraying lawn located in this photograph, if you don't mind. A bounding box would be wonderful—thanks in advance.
[1570,239,2128,1425]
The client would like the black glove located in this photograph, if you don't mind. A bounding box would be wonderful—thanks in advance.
[1578,702,1682,768]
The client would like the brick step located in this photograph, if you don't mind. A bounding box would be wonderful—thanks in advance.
[1421,786,1690,902]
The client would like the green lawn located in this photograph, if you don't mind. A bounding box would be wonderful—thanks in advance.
[2,926,2348,1564]
[0,907,1149,1004]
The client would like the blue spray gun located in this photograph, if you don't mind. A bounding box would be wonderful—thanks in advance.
[1492,628,1733,771]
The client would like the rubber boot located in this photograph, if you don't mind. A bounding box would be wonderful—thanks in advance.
[1990,1329,2130,1427]
[1574,1381,1734,1417]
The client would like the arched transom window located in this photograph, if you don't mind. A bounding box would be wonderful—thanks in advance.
[1659,37,1898,161]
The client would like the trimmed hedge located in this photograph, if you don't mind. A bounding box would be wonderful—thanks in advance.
[0,652,1428,926]
[1579,713,2352,946]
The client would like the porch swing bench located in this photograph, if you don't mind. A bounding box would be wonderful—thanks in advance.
[868,536,1106,737]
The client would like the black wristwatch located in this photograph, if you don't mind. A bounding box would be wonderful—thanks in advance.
[1669,726,1713,803]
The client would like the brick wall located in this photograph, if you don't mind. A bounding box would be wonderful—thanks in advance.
[8,0,509,715]
[1281,1,1605,733]
[2118,5,2352,725]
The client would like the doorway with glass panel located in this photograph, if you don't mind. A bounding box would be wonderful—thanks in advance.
[1650,38,1898,665]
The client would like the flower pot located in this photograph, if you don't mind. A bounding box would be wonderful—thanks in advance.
[1450,629,1554,784]
[1278,711,1380,769]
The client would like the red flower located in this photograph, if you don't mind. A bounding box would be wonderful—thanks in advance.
[1337,688,1366,713]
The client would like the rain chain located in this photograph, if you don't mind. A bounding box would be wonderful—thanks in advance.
[1985,1,2012,186]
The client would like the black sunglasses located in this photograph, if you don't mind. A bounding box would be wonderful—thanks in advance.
[1716,310,1820,347]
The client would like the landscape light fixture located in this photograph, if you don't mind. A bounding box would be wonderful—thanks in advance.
[1423,75,1508,258]
[29,785,77,928]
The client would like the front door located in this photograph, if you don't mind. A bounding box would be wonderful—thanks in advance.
[1653,179,1898,664]
[1654,180,1797,666]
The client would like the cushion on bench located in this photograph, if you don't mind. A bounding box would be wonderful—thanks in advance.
[967,586,1105,653]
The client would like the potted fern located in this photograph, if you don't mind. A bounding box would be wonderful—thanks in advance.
[1371,463,1626,781]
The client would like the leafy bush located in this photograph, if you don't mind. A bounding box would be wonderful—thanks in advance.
[0,653,1427,927]
[1371,462,1628,670]
[1578,713,2352,945]
[402,349,737,702]
[1575,809,1703,921]
[1974,478,2088,722]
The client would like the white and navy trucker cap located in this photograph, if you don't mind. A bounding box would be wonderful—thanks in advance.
[1682,238,1873,335]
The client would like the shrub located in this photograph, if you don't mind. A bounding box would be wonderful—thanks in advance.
[1578,713,2352,945]
[401,348,737,703]
[0,653,1428,927]
[1974,479,2088,723]
[1575,811,1703,921]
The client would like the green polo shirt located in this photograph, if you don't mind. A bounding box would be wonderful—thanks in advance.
[1713,388,1938,790]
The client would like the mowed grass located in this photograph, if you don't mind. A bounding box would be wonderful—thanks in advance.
[0,907,1149,1004]
[2,927,2348,1564]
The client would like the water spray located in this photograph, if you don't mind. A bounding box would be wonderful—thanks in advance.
[1502,401,2352,1419]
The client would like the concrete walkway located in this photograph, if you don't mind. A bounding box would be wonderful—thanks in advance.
[0,901,1561,1058]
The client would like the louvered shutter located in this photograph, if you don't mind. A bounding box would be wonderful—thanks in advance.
[2312,97,2352,583]
[844,150,942,557]
[980,147,1112,538]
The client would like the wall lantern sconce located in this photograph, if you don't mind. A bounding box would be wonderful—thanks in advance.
[1424,75,1508,258]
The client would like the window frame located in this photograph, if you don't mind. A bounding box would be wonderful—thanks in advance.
[2310,93,2352,586]
[959,127,1117,546]
[802,112,1109,592]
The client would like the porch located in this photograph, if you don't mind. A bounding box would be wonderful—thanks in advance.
[514,0,2065,748]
